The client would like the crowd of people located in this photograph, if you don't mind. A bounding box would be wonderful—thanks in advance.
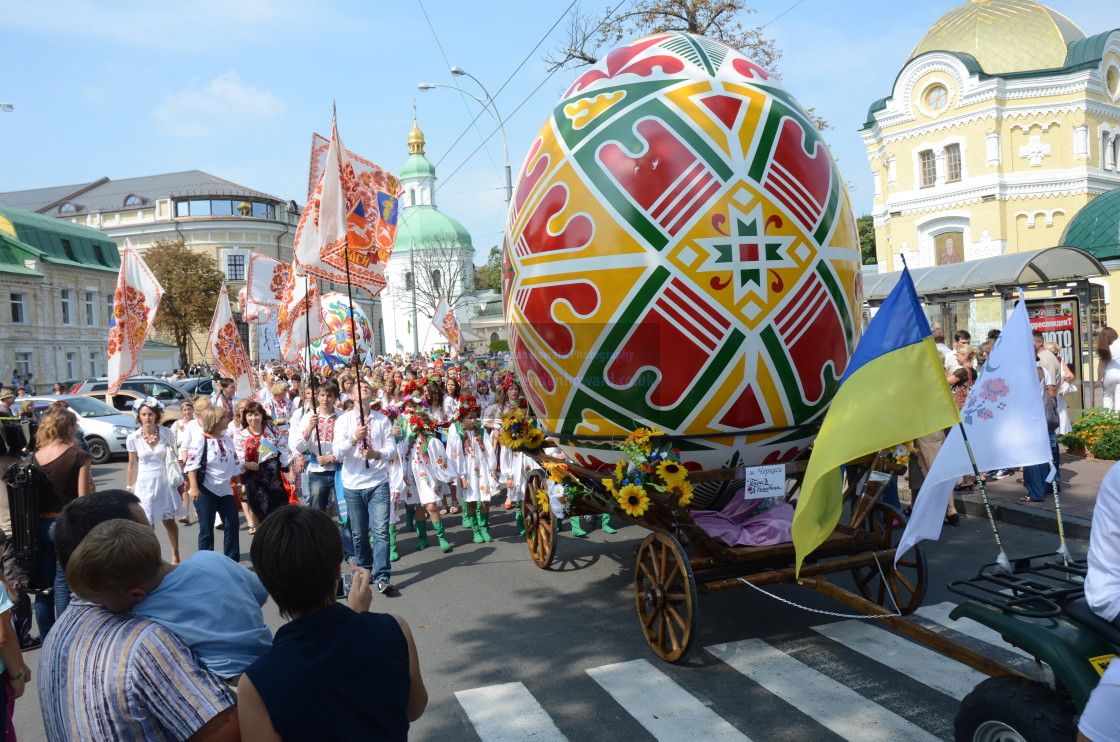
[0,351,607,738]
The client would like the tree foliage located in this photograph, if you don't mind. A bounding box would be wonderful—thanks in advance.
[546,1,829,130]
[474,245,503,292]
[857,214,877,265]
[142,240,225,362]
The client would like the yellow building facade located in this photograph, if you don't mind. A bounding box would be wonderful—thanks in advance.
[863,1,1120,276]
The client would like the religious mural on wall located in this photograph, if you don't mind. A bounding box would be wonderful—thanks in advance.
[935,231,964,265]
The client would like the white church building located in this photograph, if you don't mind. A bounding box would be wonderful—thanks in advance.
[382,121,478,355]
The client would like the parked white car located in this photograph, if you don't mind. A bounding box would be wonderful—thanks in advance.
[23,395,138,464]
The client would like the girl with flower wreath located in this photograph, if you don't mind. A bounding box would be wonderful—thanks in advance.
[172,398,198,524]
[232,400,293,532]
[445,395,496,543]
[397,408,456,552]
[125,398,186,564]
[393,381,422,534]
[487,376,533,533]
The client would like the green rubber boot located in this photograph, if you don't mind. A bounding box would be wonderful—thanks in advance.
[600,514,617,534]
[416,520,429,551]
[569,514,588,538]
[477,510,494,542]
[433,520,452,553]
[515,507,525,536]
[471,513,485,543]
[404,505,416,532]
[388,525,400,562]
[462,509,476,530]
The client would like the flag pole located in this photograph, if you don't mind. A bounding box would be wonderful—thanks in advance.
[305,274,322,456]
[957,423,1011,573]
[1051,479,1070,565]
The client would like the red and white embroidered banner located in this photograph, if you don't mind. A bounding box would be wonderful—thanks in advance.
[294,121,403,298]
[238,285,271,325]
[107,240,165,394]
[277,263,325,362]
[246,253,290,309]
[431,296,461,351]
[208,283,254,399]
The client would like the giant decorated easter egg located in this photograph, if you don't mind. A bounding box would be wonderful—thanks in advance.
[503,32,862,506]
[302,292,374,374]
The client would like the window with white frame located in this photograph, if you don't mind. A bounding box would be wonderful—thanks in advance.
[919,150,936,188]
[945,144,962,183]
[13,353,30,380]
[106,293,114,323]
[10,293,26,324]
[85,291,96,326]
[61,289,73,325]
[88,350,98,377]
[66,351,77,380]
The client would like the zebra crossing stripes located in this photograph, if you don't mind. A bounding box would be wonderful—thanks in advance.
[913,603,1032,659]
[586,659,752,742]
[454,682,568,742]
[706,638,943,742]
[811,620,989,700]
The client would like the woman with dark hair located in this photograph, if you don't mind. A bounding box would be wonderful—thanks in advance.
[233,400,292,531]
[1097,327,1120,410]
[239,506,426,740]
[124,398,184,563]
[51,382,65,395]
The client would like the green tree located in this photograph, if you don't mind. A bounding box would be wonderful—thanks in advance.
[546,0,829,130]
[857,214,877,265]
[142,240,225,363]
[474,245,503,292]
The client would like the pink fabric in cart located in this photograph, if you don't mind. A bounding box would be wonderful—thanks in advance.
[691,494,794,547]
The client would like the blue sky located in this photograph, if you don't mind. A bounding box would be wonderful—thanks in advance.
[0,1,1116,262]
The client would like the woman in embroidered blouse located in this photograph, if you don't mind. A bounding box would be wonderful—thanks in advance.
[234,401,292,532]
[172,399,196,524]
[125,400,185,564]
[185,406,245,561]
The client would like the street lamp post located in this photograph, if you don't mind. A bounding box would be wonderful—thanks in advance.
[418,68,512,204]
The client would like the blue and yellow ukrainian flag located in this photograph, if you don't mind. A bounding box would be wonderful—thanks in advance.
[791,267,960,576]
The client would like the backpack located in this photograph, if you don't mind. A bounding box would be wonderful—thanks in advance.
[3,455,71,594]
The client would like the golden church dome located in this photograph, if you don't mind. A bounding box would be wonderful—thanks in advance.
[908,0,1085,75]
[408,119,425,155]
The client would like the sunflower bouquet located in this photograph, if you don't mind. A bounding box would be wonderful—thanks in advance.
[498,408,545,452]
[601,428,694,516]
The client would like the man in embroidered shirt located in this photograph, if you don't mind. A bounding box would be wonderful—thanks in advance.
[333,380,398,596]
[290,381,341,511]
[38,490,238,742]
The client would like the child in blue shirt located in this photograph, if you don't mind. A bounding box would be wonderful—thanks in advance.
[65,518,272,679]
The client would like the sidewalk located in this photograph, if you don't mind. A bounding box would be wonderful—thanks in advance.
[903,452,1111,540]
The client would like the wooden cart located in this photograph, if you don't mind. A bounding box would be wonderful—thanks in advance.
[518,443,1024,681]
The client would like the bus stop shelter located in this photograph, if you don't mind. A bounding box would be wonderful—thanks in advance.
[863,246,1109,408]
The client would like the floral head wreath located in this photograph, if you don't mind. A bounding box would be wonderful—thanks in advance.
[131,396,165,414]
[458,394,481,418]
[501,374,516,390]
[407,408,438,437]
[400,380,418,398]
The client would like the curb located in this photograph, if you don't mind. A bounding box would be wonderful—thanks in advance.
[957,495,1092,541]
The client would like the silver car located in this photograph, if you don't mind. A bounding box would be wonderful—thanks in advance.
[23,395,138,464]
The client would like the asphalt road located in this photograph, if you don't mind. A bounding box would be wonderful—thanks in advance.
[13,458,1088,741]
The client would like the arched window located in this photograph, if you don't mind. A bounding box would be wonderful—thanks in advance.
[59,202,76,214]
[1103,133,1114,170]
[490,332,499,343]
[124,194,142,207]
[431,270,441,293]
[410,189,416,206]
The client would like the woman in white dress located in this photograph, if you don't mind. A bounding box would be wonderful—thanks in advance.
[125,398,186,564]
[1096,327,1120,410]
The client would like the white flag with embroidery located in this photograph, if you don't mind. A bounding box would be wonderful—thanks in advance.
[207,283,254,399]
[277,267,324,362]
[107,240,164,394]
[896,298,1054,564]
[431,296,461,350]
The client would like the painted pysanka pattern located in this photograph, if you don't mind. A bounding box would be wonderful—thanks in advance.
[504,32,861,501]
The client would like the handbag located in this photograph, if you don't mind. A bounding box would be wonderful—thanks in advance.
[163,431,184,489]
[1043,391,1060,432]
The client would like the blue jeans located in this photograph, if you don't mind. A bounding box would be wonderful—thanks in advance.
[306,471,335,511]
[344,482,390,582]
[35,518,57,637]
[1024,431,1061,502]
[335,469,353,559]
[196,487,242,561]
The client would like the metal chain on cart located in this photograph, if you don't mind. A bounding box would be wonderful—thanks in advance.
[735,553,904,620]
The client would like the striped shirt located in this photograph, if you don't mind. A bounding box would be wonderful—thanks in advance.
[39,601,234,742]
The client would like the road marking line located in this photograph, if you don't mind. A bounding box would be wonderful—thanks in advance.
[914,601,1032,659]
[586,659,752,741]
[455,682,568,742]
[811,620,989,701]
[707,638,941,742]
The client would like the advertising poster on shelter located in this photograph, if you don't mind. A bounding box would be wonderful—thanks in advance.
[1025,298,1081,409]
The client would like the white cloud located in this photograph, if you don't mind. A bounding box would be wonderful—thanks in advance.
[155,72,287,138]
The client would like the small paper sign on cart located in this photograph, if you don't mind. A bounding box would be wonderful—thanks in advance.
[743,464,786,500]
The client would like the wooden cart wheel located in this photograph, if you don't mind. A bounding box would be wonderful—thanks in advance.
[634,532,697,663]
[850,502,927,615]
[521,470,557,569]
